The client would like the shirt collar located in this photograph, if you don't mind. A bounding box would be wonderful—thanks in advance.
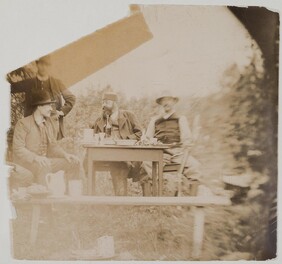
[36,75,49,82]
[33,113,46,126]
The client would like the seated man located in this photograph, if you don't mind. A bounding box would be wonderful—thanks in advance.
[141,91,201,196]
[92,92,143,195]
[12,90,80,187]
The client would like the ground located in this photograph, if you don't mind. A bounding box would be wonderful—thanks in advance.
[10,172,270,261]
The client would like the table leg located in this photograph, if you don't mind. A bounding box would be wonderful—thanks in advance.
[30,204,41,245]
[152,162,157,196]
[158,153,164,196]
[192,206,205,259]
[87,150,93,195]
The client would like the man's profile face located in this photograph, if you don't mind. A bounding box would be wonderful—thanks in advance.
[160,97,176,113]
[37,62,50,77]
[102,100,114,116]
[38,103,53,118]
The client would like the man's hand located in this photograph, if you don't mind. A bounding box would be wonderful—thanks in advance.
[34,156,51,168]
[56,110,65,117]
[163,153,172,164]
[64,153,80,164]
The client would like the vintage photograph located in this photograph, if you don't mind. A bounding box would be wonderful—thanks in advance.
[3,3,279,261]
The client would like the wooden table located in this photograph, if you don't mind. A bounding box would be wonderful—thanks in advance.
[83,144,168,196]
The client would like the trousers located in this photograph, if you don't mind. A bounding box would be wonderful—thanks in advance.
[14,158,80,186]
[141,147,202,196]
[93,161,129,196]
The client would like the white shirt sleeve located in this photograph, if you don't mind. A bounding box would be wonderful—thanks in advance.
[145,117,158,139]
[179,115,193,144]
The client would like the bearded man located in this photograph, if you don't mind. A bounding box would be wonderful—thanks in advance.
[92,92,143,195]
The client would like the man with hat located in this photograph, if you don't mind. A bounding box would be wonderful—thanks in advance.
[92,92,143,195]
[10,55,76,139]
[141,90,201,196]
[12,90,80,186]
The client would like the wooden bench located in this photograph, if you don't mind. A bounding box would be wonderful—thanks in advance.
[13,195,230,259]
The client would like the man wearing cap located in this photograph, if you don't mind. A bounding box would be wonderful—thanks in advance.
[141,91,201,196]
[92,92,143,195]
[10,55,76,139]
[12,90,80,186]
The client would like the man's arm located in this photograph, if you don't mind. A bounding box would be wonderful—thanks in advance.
[10,79,30,93]
[91,117,103,133]
[57,79,76,116]
[13,119,38,163]
[127,112,143,140]
[145,117,157,139]
[179,116,193,145]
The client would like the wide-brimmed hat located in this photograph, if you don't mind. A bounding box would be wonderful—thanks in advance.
[156,90,179,104]
[36,55,52,65]
[32,90,56,106]
[102,92,118,101]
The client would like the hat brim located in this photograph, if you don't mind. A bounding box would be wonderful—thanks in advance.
[33,99,56,106]
[156,96,179,105]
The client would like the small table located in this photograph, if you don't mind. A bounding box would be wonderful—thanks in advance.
[83,144,168,196]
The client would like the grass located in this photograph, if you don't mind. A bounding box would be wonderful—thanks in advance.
[10,170,271,260]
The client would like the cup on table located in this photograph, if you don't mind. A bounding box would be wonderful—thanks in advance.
[94,133,100,144]
[68,180,83,197]
[150,138,158,145]
[83,129,94,141]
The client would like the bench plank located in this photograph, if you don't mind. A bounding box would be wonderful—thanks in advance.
[14,195,231,206]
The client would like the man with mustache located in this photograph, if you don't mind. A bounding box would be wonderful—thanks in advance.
[141,91,202,196]
[93,92,143,195]
[12,90,80,186]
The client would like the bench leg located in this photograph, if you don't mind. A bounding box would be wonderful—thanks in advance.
[152,162,158,196]
[30,204,41,245]
[192,206,205,259]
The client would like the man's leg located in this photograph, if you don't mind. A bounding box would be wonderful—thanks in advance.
[49,158,80,181]
[173,154,202,196]
[183,156,202,180]
[9,164,34,190]
[21,162,51,185]
[140,161,153,196]
[109,162,129,196]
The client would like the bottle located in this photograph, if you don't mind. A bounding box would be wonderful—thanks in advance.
[105,115,112,138]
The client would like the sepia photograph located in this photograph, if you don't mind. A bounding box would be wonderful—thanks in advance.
[0,0,280,262]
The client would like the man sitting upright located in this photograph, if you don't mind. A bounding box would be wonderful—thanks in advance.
[141,91,201,196]
[93,92,143,195]
[12,90,80,186]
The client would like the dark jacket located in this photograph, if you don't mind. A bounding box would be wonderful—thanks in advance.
[93,110,143,140]
[11,76,76,138]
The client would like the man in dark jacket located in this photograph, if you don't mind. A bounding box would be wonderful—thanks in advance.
[10,55,76,139]
[93,92,143,195]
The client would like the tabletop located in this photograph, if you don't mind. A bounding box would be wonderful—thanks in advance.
[82,143,181,150]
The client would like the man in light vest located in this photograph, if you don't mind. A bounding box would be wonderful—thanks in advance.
[141,91,201,196]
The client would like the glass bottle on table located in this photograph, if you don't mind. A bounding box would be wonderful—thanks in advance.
[105,114,112,138]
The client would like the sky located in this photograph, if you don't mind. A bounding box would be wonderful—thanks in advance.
[70,5,257,99]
